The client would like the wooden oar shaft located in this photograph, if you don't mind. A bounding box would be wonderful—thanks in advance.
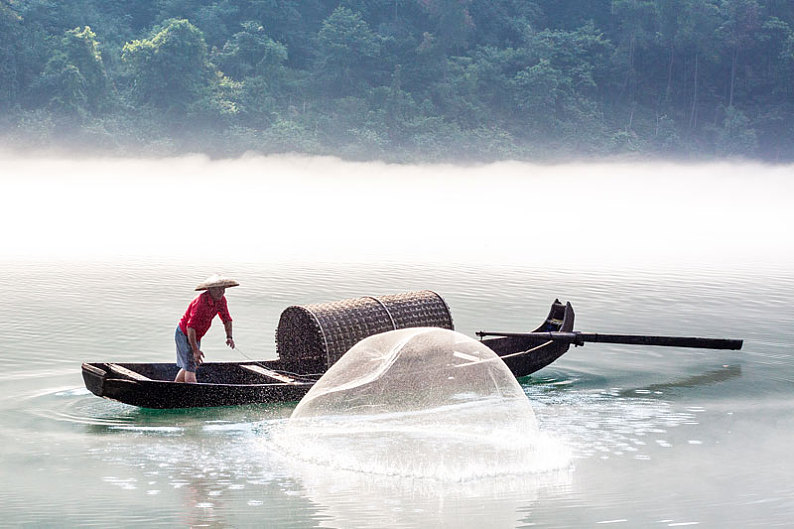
[575,332,742,350]
[477,331,743,350]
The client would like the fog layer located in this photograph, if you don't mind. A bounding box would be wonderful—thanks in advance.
[2,154,791,272]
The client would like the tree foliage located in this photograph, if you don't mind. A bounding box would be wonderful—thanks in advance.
[30,26,108,118]
[122,19,214,112]
[315,7,381,94]
[0,3,23,110]
[214,21,287,80]
[3,0,794,161]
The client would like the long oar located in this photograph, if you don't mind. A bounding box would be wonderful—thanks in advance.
[475,331,743,350]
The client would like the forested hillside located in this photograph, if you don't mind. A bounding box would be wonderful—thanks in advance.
[2,0,793,162]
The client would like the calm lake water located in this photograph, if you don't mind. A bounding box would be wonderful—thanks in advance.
[1,155,793,527]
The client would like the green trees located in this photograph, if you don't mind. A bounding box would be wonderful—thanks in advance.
[314,7,381,94]
[33,26,108,117]
[215,21,287,80]
[717,0,761,107]
[122,19,218,115]
[214,21,287,128]
[417,0,474,54]
[2,0,794,161]
[672,1,720,132]
[715,105,758,155]
[511,24,610,148]
[0,3,23,111]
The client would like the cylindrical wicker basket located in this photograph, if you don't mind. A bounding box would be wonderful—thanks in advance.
[276,290,454,369]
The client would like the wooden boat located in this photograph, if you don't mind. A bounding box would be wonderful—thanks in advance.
[81,299,575,409]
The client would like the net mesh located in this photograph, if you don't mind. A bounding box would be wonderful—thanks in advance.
[275,291,454,369]
[279,328,549,480]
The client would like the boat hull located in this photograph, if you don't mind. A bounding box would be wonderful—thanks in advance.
[81,360,319,409]
[88,376,313,409]
[483,299,575,377]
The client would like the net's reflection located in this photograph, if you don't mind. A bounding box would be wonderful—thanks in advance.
[282,453,573,529]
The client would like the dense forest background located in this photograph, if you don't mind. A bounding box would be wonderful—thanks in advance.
[2,0,793,162]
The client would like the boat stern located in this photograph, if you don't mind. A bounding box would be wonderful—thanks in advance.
[81,363,107,397]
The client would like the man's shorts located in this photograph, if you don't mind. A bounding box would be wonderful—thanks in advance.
[175,326,200,372]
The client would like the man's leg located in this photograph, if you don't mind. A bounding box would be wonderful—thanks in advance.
[175,327,198,382]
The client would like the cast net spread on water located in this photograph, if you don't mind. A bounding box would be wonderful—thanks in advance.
[277,328,569,481]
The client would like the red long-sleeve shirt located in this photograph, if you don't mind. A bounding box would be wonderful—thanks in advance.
[178,291,232,340]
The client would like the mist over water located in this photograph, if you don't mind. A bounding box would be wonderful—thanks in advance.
[2,153,792,273]
[2,154,794,527]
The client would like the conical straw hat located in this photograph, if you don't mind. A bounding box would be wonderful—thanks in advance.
[195,274,240,291]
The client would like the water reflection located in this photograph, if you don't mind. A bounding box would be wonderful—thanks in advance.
[618,365,742,398]
[175,475,227,527]
[29,384,576,529]
[80,416,317,528]
[285,459,572,529]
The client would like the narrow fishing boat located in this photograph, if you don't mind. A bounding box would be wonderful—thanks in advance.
[82,290,741,410]
[81,292,575,409]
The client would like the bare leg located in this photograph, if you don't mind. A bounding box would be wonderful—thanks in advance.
[175,368,198,383]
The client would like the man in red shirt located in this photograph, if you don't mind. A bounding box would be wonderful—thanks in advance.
[175,275,238,383]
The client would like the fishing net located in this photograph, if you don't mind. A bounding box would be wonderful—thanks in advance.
[279,328,557,480]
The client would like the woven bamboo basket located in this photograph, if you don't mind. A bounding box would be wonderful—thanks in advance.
[276,290,454,369]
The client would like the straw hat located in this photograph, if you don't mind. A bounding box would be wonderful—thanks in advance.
[195,274,240,291]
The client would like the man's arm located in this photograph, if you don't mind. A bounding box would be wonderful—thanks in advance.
[187,327,204,365]
[223,320,235,349]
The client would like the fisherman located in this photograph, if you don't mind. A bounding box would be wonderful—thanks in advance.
[175,275,238,383]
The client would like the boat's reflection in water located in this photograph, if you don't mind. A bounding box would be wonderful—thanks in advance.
[618,364,742,398]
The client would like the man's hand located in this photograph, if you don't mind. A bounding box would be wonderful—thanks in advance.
[226,337,235,349]
[193,349,205,365]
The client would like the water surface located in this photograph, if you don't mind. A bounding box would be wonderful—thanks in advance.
[1,155,792,527]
